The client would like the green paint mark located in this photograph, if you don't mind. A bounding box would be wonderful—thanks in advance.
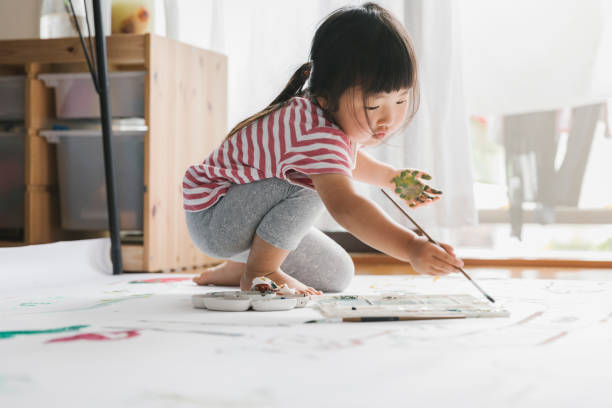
[0,325,89,340]
[19,302,52,307]
[76,294,152,311]
[0,374,32,391]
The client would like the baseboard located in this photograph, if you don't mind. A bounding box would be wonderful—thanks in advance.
[349,252,612,269]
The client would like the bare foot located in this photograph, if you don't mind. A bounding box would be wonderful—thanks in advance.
[193,261,245,286]
[240,268,322,295]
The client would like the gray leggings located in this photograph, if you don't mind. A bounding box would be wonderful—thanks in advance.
[185,178,354,292]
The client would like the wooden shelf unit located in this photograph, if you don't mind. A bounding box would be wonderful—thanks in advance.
[0,34,226,271]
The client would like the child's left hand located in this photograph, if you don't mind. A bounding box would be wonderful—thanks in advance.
[389,169,442,208]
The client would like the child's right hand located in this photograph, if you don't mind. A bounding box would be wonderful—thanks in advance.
[406,236,464,276]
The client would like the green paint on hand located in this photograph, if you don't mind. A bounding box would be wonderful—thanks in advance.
[392,172,425,202]
[0,325,89,340]
[391,170,442,202]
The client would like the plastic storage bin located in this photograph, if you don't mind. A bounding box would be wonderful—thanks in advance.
[40,128,145,231]
[0,76,26,120]
[38,71,145,119]
[0,131,25,229]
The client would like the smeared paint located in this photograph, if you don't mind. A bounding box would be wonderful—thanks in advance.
[537,331,568,346]
[46,329,139,343]
[97,294,151,306]
[19,302,52,307]
[105,325,244,337]
[514,311,544,326]
[129,277,192,284]
[0,374,32,392]
[0,325,88,339]
[61,294,152,312]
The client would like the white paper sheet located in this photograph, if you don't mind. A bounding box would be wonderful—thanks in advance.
[1,240,611,407]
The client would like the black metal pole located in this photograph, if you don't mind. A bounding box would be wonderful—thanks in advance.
[92,0,123,275]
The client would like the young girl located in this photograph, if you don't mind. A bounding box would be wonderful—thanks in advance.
[184,2,464,295]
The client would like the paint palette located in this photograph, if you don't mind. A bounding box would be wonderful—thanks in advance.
[191,291,309,312]
[315,293,510,321]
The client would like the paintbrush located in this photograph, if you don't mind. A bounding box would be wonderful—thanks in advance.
[381,188,496,303]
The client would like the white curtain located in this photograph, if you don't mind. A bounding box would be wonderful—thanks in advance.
[366,0,476,229]
[166,0,477,230]
[460,0,612,116]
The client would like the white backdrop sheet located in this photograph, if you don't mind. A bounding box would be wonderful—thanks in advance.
[1,240,611,407]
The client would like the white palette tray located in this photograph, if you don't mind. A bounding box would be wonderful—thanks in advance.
[315,293,510,321]
[192,291,310,312]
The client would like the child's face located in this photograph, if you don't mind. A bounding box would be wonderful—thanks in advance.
[318,86,410,146]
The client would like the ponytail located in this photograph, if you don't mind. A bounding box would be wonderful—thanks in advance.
[224,62,313,141]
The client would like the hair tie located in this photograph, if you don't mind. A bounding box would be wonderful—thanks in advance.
[303,62,312,78]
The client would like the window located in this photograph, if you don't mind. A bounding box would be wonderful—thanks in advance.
[450,103,612,260]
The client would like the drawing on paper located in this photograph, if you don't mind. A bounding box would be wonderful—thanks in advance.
[0,325,89,340]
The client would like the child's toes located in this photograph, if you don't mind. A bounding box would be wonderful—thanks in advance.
[193,274,207,285]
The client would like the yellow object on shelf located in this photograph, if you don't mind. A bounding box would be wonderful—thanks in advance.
[111,0,153,34]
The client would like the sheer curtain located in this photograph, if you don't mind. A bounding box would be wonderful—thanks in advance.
[166,0,476,230]
[460,0,612,116]
[367,0,476,230]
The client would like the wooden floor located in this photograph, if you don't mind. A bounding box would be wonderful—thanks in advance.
[354,263,612,280]
[351,253,612,280]
[184,253,612,281]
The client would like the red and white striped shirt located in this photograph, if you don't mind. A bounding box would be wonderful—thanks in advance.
[183,96,359,212]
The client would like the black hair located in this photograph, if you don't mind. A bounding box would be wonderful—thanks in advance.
[225,2,419,140]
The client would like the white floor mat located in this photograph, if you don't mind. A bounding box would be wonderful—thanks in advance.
[1,239,610,407]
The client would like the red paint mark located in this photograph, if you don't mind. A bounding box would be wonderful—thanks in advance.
[600,312,612,323]
[350,330,394,347]
[129,277,192,284]
[46,330,140,343]
[537,331,568,346]
[514,311,544,326]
